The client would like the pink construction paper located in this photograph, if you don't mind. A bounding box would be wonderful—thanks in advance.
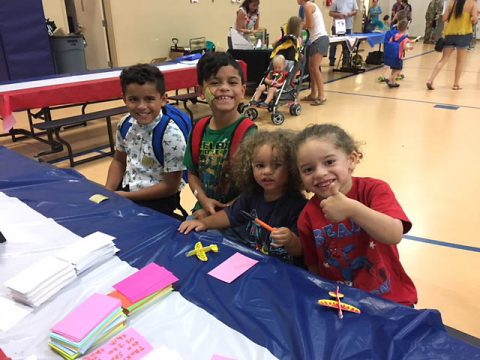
[113,263,178,303]
[83,328,153,360]
[51,293,121,342]
[208,252,258,283]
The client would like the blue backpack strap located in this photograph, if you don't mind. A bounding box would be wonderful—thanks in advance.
[152,104,192,183]
[119,115,134,139]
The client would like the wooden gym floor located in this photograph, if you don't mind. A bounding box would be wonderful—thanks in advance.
[1,42,479,342]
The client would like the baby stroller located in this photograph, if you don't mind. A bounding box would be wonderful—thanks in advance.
[240,32,307,125]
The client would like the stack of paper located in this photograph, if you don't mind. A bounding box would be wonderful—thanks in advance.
[109,262,178,316]
[49,293,127,359]
[55,231,118,274]
[3,256,77,307]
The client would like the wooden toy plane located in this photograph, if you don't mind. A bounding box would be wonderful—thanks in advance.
[318,286,361,318]
[186,241,219,262]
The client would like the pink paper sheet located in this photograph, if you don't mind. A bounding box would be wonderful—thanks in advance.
[51,293,121,342]
[208,252,258,283]
[83,328,153,360]
[113,262,178,303]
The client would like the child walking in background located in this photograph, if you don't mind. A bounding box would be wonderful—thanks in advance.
[251,55,289,107]
[184,52,256,220]
[179,130,307,264]
[105,64,188,218]
[378,10,407,83]
[384,19,416,88]
[294,124,417,306]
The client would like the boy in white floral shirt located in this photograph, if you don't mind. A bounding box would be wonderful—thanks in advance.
[105,64,187,218]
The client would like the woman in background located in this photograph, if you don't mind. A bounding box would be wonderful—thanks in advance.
[235,0,262,38]
[426,0,478,90]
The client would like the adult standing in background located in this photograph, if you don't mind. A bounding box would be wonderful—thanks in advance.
[391,0,404,26]
[426,0,478,90]
[234,0,262,39]
[328,0,358,66]
[402,0,412,22]
[424,0,444,44]
[298,0,329,106]
[368,0,383,30]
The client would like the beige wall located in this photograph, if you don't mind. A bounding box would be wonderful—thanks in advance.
[105,0,334,67]
[42,0,68,34]
[42,0,353,68]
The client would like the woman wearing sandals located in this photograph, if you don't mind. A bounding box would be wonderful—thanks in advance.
[298,0,329,106]
[426,0,478,90]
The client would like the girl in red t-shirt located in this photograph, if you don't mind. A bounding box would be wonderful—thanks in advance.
[294,124,417,306]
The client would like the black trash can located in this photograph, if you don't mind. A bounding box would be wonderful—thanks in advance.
[50,35,87,74]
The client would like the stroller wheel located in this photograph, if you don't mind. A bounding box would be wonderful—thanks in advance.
[271,112,285,125]
[289,104,302,116]
[238,103,247,113]
[245,107,259,120]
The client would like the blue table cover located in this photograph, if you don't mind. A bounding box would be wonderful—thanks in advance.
[1,146,479,359]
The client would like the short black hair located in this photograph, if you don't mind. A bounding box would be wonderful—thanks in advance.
[120,63,166,95]
[196,52,245,85]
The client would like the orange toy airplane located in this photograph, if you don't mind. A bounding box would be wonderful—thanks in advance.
[318,286,361,318]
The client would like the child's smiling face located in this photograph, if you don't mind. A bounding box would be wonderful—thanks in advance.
[201,65,246,114]
[123,82,165,126]
[296,137,358,199]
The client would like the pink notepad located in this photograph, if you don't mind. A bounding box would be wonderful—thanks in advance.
[83,328,153,360]
[208,252,258,283]
[51,293,121,342]
[113,263,178,303]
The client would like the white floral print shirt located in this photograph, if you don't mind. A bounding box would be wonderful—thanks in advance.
[115,111,186,192]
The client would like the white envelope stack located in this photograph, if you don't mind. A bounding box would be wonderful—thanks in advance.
[55,231,119,274]
[4,256,77,307]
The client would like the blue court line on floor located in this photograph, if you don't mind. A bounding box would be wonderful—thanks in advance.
[325,90,480,110]
[434,104,459,110]
[403,234,480,253]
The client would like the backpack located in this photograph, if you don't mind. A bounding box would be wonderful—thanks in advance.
[384,33,408,69]
[366,50,384,65]
[191,115,256,166]
[119,104,192,182]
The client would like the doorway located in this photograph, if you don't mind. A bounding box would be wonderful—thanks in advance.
[64,0,112,70]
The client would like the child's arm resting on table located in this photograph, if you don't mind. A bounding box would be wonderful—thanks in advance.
[178,210,231,234]
[270,228,303,256]
[105,150,127,191]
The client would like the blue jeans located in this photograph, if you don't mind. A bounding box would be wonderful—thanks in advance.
[329,28,352,65]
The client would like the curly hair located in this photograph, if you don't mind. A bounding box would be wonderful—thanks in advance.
[120,63,165,96]
[233,130,302,195]
[294,123,364,159]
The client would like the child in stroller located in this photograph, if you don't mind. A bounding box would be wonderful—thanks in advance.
[242,17,307,125]
[251,55,289,108]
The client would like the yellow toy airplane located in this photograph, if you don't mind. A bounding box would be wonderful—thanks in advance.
[186,241,219,262]
[318,286,361,319]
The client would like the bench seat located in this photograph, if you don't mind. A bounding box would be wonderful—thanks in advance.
[33,106,128,167]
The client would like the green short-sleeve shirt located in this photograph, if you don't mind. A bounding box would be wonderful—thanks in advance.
[184,116,256,210]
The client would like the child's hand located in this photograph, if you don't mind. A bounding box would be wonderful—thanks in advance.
[178,220,206,234]
[193,208,208,219]
[270,227,293,248]
[202,198,228,215]
[320,184,353,223]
